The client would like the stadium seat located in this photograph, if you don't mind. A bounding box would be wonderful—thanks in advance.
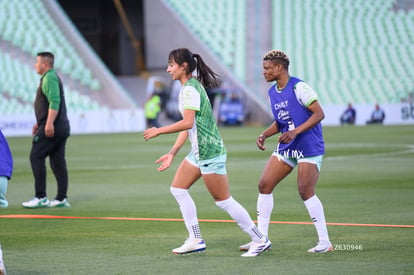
[271,0,414,105]
[0,0,109,116]
[163,0,247,81]
[0,49,105,115]
[0,0,102,93]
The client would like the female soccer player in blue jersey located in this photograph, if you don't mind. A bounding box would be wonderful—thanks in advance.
[240,50,332,253]
[143,48,270,257]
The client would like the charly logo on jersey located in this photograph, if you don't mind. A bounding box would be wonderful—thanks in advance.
[273,100,288,111]
[274,100,295,130]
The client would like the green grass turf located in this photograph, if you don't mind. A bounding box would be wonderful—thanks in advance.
[1,125,413,274]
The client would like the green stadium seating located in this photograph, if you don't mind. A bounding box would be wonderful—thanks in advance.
[0,0,101,91]
[4,0,410,117]
[164,0,412,105]
[272,0,414,104]
[163,0,247,81]
[0,51,105,115]
[0,0,106,115]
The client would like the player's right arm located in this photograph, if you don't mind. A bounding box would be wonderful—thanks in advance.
[257,121,279,150]
[169,130,188,156]
[155,131,189,171]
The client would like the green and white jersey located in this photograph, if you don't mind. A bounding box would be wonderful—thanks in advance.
[178,78,226,160]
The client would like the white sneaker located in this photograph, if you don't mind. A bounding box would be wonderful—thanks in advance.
[307,241,333,253]
[22,197,49,208]
[241,236,272,257]
[240,239,272,251]
[172,238,206,255]
[49,198,70,208]
[0,245,6,275]
[239,241,252,251]
[0,200,8,208]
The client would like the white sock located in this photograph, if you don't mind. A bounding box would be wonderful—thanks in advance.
[0,176,8,208]
[215,197,263,242]
[304,195,330,242]
[257,193,274,237]
[170,187,202,239]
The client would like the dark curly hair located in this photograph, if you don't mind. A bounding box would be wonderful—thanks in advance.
[263,50,290,70]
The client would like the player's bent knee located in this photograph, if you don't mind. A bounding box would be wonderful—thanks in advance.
[298,190,314,201]
[258,182,275,194]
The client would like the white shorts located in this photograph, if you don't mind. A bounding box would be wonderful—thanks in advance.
[185,152,227,175]
[272,152,324,172]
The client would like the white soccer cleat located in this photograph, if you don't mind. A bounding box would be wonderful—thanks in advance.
[241,236,272,257]
[22,197,49,208]
[48,198,70,208]
[172,238,206,255]
[307,241,333,253]
[239,241,252,251]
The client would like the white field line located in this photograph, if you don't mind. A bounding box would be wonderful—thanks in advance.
[325,143,414,161]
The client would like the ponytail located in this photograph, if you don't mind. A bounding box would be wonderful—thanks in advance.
[192,53,220,88]
[168,48,220,88]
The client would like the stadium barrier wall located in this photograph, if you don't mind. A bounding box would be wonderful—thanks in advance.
[0,109,145,137]
[1,103,413,137]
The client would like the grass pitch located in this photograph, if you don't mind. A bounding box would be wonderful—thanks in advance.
[1,125,413,274]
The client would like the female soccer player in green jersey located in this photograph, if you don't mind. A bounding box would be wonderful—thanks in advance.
[143,48,270,257]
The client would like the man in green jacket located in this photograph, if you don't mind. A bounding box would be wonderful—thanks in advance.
[22,52,71,208]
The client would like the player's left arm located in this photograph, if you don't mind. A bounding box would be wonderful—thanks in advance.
[144,86,199,141]
[43,73,61,137]
[279,82,325,143]
[292,81,325,135]
[279,100,324,144]
[143,109,195,140]
[294,100,325,135]
[157,109,195,134]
